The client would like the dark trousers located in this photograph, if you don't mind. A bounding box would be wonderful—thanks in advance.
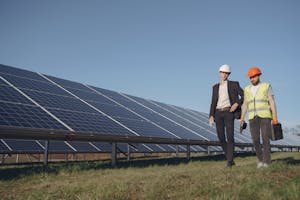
[215,110,235,162]
[249,116,272,164]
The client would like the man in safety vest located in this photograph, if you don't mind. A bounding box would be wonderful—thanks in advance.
[209,64,244,167]
[240,67,279,168]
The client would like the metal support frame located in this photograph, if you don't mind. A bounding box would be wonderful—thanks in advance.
[176,145,179,157]
[111,142,117,167]
[65,153,69,162]
[207,146,211,155]
[1,154,9,164]
[186,145,190,160]
[44,140,49,165]
[127,144,131,161]
[1,126,300,166]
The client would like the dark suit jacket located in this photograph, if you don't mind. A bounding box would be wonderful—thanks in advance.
[209,80,244,119]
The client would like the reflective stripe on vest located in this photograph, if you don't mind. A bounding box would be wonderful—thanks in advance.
[245,82,272,120]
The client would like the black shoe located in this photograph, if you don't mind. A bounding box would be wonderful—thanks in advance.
[227,161,235,167]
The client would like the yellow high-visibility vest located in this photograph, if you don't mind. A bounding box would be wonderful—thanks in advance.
[245,82,272,120]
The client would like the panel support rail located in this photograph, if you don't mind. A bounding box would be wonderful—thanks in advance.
[1,126,300,165]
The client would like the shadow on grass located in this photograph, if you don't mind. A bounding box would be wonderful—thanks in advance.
[272,157,300,166]
[0,152,255,181]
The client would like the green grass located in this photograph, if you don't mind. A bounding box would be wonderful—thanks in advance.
[1,152,300,200]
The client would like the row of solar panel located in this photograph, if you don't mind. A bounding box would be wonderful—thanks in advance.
[0,64,295,154]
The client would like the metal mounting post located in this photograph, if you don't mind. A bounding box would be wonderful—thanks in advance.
[127,144,131,161]
[186,145,190,160]
[111,142,117,167]
[44,140,49,165]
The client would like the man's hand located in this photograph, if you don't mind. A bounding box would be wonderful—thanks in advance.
[272,116,279,125]
[209,116,215,126]
[240,119,247,133]
[230,103,239,112]
[240,119,244,126]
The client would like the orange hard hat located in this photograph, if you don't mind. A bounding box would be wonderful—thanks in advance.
[248,67,262,78]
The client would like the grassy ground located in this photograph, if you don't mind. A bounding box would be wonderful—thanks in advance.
[0,152,299,200]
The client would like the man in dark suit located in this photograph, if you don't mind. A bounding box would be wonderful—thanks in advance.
[209,64,244,167]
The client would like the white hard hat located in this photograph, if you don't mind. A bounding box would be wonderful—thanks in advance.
[219,64,231,73]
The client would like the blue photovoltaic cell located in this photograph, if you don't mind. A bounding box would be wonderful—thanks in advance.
[87,101,142,120]
[0,78,9,85]
[0,102,67,130]
[116,143,137,153]
[66,87,115,105]
[151,101,220,137]
[43,78,178,139]
[47,141,74,152]
[42,76,173,141]
[0,64,46,81]
[0,140,9,152]
[151,102,199,123]
[159,122,204,140]
[155,144,175,152]
[3,139,43,152]
[1,74,71,96]
[91,142,114,152]
[23,90,97,113]
[91,87,207,140]
[0,85,34,105]
[193,145,207,152]
[45,75,90,91]
[67,141,99,152]
[116,117,177,138]
[43,79,148,121]
[47,108,133,135]
[128,96,218,141]
[90,86,122,99]
[92,87,145,110]
[131,143,153,152]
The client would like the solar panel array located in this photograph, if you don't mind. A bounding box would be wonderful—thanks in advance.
[0,64,296,154]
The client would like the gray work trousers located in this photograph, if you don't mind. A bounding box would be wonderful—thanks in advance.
[249,116,272,164]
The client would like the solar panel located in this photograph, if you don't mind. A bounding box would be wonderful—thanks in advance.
[2,139,43,153]
[45,74,91,91]
[0,64,46,81]
[66,141,100,152]
[127,95,219,140]
[91,86,211,140]
[23,90,98,113]
[42,76,183,141]
[47,108,133,134]
[0,102,67,130]
[0,84,34,104]
[45,141,74,153]
[1,73,71,96]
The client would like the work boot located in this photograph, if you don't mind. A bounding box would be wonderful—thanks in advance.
[227,161,235,167]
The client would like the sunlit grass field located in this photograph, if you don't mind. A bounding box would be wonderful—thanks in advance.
[1,152,299,200]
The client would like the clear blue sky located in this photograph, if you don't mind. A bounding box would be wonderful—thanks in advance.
[0,0,299,128]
